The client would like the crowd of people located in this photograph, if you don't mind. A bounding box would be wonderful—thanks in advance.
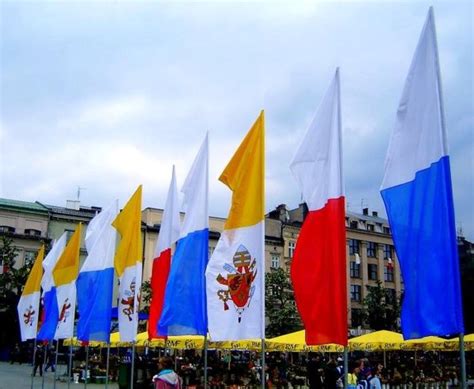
[9,342,472,388]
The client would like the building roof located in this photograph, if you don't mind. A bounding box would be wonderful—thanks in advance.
[39,203,100,219]
[0,198,49,214]
[346,210,389,224]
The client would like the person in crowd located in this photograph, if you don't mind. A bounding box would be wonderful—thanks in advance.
[153,357,182,389]
[44,346,55,372]
[368,367,382,389]
[307,353,324,389]
[347,363,360,389]
[324,358,340,389]
[32,345,44,377]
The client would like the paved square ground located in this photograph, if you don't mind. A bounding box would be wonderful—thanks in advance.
[0,362,119,389]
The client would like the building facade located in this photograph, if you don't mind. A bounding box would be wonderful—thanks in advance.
[1,197,402,332]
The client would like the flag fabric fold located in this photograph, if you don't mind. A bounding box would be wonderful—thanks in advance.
[148,166,180,339]
[159,134,209,336]
[77,203,118,343]
[380,7,464,339]
[113,186,143,342]
[17,245,45,341]
[53,224,82,339]
[206,111,265,341]
[37,233,67,341]
[290,69,347,346]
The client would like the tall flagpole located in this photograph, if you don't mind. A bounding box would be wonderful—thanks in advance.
[203,337,208,389]
[105,343,110,389]
[41,344,47,389]
[67,344,73,389]
[460,333,467,389]
[53,340,59,389]
[344,347,349,389]
[84,345,89,389]
[31,339,37,389]
[130,342,136,389]
[430,7,467,387]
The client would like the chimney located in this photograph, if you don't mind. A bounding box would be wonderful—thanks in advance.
[372,211,378,217]
[363,207,369,216]
[66,200,80,210]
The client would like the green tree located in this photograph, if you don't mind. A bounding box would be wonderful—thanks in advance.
[0,236,39,347]
[362,281,400,331]
[140,280,152,314]
[265,267,302,337]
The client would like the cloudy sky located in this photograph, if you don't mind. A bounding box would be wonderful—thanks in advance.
[1,1,472,238]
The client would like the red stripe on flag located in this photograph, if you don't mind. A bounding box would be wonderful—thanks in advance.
[148,249,171,339]
[291,197,347,346]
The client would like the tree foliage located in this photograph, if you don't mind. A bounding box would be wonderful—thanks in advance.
[362,280,400,331]
[265,267,302,337]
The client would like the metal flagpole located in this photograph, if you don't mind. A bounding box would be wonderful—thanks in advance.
[203,337,208,389]
[130,342,136,389]
[67,344,73,389]
[41,344,47,389]
[31,339,37,389]
[261,339,266,389]
[105,343,111,389]
[344,347,348,389]
[53,340,59,389]
[431,8,467,386]
[84,345,89,389]
[460,333,467,389]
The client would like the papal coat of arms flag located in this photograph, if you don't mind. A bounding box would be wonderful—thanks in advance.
[206,111,265,341]
[17,245,45,341]
[37,233,67,341]
[77,202,118,343]
[159,134,209,336]
[52,224,82,339]
[113,185,143,342]
[148,166,180,339]
[290,69,347,346]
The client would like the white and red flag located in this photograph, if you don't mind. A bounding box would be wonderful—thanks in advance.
[148,166,180,339]
[290,69,347,346]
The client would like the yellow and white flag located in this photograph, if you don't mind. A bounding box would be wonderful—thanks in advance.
[206,111,265,340]
[113,186,143,342]
[53,224,82,339]
[17,245,45,341]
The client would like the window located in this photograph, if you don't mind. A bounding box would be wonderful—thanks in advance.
[64,229,75,240]
[349,239,360,255]
[368,264,378,280]
[383,244,393,259]
[367,224,375,232]
[25,229,41,237]
[271,254,280,269]
[208,246,215,258]
[350,285,361,302]
[288,241,295,258]
[384,265,394,282]
[350,221,358,229]
[351,308,364,327]
[367,242,377,257]
[0,225,15,233]
[386,288,397,304]
[383,226,391,234]
[24,251,37,264]
[350,262,361,278]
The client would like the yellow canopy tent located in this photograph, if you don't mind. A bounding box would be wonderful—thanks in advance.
[444,334,474,351]
[401,336,448,351]
[348,330,404,351]
[266,330,344,352]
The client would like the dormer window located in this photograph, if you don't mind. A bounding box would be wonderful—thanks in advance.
[0,225,15,233]
[25,229,41,237]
